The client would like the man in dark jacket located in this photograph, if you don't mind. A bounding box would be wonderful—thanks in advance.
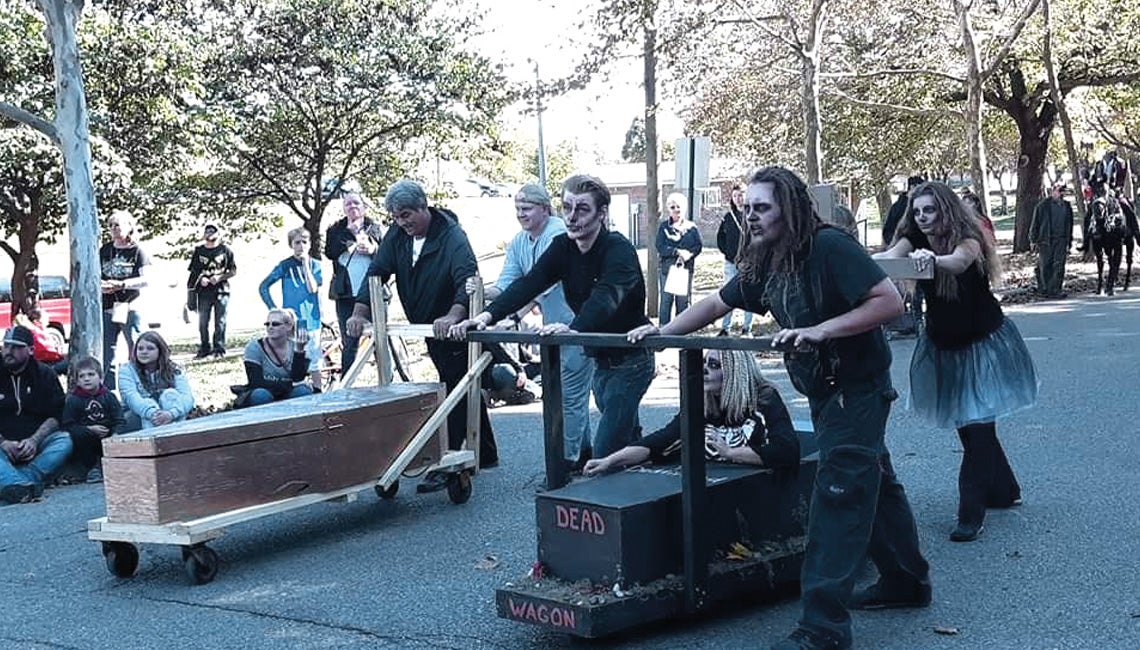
[715,184,754,334]
[882,175,925,246]
[1030,183,1075,297]
[0,325,71,504]
[186,223,237,358]
[346,180,498,492]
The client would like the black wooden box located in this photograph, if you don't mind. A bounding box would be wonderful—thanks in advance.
[535,454,817,585]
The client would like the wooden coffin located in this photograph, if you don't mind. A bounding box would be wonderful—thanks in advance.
[102,383,446,525]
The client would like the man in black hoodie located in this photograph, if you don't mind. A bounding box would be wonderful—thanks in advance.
[346,180,498,492]
[0,325,70,504]
[881,175,925,246]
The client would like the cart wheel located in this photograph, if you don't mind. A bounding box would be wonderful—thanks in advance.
[102,541,139,578]
[374,480,399,499]
[182,545,220,585]
[447,471,472,505]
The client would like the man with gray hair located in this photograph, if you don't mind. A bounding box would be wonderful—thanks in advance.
[346,180,499,493]
[471,183,595,473]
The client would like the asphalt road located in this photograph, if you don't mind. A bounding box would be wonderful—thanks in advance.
[3,293,1140,650]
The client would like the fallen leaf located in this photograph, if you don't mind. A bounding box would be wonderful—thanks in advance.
[934,626,959,636]
[474,554,500,570]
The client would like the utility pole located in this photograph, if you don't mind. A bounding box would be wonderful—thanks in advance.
[534,60,547,189]
[643,5,660,318]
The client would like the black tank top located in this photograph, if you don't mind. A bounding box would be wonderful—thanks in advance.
[920,263,1004,350]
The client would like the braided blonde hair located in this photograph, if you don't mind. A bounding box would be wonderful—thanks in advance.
[711,349,769,426]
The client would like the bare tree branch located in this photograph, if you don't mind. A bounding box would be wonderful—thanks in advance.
[820,68,967,84]
[728,0,804,56]
[979,0,1042,83]
[827,87,960,117]
[1061,72,1140,92]
[0,101,59,143]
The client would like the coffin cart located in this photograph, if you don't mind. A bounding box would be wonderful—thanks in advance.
[88,279,492,585]
[461,331,814,637]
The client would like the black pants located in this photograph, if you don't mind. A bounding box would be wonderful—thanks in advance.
[956,422,1021,526]
[67,428,104,474]
[427,339,498,464]
[800,373,930,644]
[197,291,229,354]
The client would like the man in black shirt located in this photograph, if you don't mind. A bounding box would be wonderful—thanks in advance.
[187,223,238,358]
[346,180,499,493]
[450,174,655,459]
[630,167,930,650]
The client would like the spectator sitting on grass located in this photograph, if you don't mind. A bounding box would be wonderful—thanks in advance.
[119,331,195,432]
[59,356,125,483]
[240,308,313,407]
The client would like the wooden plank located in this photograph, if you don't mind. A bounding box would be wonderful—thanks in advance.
[876,257,934,280]
[378,352,491,486]
[89,477,389,546]
[540,344,567,491]
[371,276,392,386]
[678,348,708,612]
[467,281,484,469]
[335,334,374,391]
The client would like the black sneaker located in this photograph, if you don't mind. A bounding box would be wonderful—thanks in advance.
[770,628,850,650]
[1,484,37,505]
[193,349,211,360]
[416,472,449,494]
[950,522,984,542]
[850,578,932,610]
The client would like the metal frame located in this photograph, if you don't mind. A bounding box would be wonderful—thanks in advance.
[468,329,779,614]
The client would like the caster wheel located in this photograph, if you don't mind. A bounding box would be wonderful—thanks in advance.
[182,545,220,585]
[102,541,139,578]
[447,471,472,505]
[375,481,399,499]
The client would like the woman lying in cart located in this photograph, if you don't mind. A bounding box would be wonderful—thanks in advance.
[583,348,798,476]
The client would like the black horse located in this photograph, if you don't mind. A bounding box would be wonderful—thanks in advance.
[1086,193,1136,295]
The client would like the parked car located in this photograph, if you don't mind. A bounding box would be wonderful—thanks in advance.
[0,275,70,348]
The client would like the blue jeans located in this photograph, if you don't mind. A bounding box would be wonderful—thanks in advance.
[590,349,655,458]
[561,345,595,462]
[102,308,142,389]
[799,372,929,644]
[197,291,229,353]
[720,261,755,331]
[0,431,73,490]
[248,384,314,406]
[658,268,693,326]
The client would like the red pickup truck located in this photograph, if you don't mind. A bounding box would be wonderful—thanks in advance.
[0,275,70,350]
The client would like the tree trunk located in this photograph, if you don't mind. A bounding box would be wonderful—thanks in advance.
[958,4,991,217]
[10,212,41,320]
[801,52,823,184]
[1040,0,1086,226]
[39,0,102,362]
[1014,125,1050,253]
[643,12,660,319]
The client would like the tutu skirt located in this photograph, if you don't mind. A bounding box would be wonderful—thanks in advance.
[909,317,1038,428]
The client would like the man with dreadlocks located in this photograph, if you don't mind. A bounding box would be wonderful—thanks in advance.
[629,166,930,650]
[581,348,798,475]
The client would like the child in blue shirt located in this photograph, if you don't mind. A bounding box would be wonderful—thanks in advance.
[259,227,324,390]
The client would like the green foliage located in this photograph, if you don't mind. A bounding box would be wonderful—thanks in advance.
[198,0,512,252]
[622,116,647,163]
[526,140,578,199]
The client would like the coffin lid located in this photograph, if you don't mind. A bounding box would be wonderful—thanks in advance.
[104,383,444,458]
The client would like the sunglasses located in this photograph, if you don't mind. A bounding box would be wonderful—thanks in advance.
[264,321,285,327]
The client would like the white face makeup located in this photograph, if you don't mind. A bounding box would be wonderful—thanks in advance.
[743,182,785,247]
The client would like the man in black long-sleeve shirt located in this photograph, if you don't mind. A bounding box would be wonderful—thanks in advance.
[450,174,655,458]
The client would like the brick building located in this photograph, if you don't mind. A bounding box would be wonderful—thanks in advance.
[593,159,752,248]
